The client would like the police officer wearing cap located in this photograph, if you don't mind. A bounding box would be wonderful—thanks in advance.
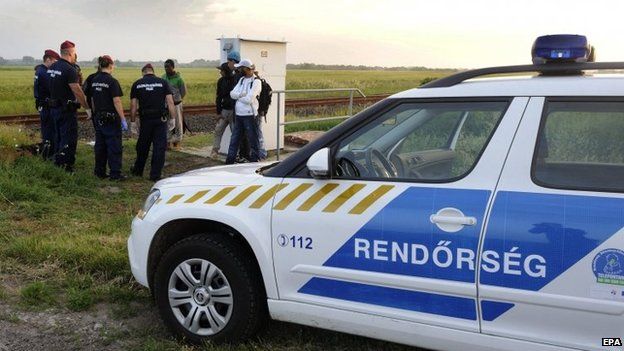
[130,64,177,181]
[87,55,128,180]
[48,40,89,172]
[34,49,60,159]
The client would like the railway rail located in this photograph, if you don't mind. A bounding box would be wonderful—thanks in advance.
[0,94,390,125]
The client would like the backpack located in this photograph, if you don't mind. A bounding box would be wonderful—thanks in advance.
[255,77,272,117]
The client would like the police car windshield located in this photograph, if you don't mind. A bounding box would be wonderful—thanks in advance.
[340,108,423,152]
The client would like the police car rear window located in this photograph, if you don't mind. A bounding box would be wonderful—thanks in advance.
[533,100,624,193]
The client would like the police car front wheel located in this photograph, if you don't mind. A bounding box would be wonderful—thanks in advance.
[153,234,266,344]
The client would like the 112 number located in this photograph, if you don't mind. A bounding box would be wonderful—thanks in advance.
[278,235,313,250]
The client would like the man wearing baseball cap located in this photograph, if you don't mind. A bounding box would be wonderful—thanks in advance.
[226,58,262,164]
[34,49,60,160]
[226,51,240,71]
[47,40,89,173]
[225,51,251,161]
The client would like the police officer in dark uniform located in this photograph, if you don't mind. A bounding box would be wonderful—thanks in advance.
[47,40,89,172]
[87,55,128,180]
[83,66,101,110]
[34,49,60,159]
[129,63,177,181]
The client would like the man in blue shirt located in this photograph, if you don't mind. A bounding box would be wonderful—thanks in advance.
[48,40,89,173]
[34,49,60,159]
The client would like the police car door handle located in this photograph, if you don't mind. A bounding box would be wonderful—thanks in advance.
[429,207,478,232]
[430,215,477,226]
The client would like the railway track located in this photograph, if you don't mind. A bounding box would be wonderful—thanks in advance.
[0,94,390,125]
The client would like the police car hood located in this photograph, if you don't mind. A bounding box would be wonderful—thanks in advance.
[154,162,272,188]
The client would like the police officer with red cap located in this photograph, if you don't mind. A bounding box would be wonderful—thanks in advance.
[47,40,89,173]
[34,49,60,159]
[129,63,177,181]
[87,55,128,180]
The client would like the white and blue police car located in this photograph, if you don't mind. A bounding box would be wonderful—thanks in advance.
[128,35,624,350]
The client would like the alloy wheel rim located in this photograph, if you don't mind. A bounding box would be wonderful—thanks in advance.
[168,258,234,336]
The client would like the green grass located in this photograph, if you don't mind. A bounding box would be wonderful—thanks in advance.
[0,124,35,147]
[283,105,366,133]
[20,281,57,308]
[0,140,193,314]
[182,133,215,149]
[0,67,452,115]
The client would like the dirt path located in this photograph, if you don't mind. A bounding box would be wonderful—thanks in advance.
[0,301,163,351]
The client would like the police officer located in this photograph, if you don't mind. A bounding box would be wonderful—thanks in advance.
[48,40,90,173]
[34,49,60,159]
[83,66,101,110]
[87,55,128,180]
[130,64,177,181]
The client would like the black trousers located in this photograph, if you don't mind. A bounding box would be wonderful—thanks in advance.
[51,108,78,171]
[134,118,167,180]
[39,107,56,160]
[93,117,123,178]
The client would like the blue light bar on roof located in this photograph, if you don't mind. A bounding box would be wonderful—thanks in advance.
[532,34,594,64]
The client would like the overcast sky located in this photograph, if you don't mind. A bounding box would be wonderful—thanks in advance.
[1,0,623,68]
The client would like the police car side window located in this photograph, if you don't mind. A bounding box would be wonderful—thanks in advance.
[532,100,624,193]
[333,101,507,181]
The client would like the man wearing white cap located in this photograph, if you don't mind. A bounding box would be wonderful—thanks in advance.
[226,58,262,164]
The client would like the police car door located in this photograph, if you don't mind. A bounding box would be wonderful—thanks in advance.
[271,97,528,332]
[479,97,624,350]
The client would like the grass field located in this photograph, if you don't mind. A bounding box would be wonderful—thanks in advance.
[0,66,453,115]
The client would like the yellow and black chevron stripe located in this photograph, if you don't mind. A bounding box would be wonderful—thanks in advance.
[158,183,394,215]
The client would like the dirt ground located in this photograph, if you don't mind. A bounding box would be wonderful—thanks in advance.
[0,300,162,351]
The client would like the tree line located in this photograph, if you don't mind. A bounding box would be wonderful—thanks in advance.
[0,57,457,71]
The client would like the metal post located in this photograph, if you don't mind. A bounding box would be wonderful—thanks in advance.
[348,90,354,116]
[276,92,281,161]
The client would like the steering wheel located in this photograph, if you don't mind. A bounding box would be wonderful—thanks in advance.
[336,152,362,178]
[365,148,398,178]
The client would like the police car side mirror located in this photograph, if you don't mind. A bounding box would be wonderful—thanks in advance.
[307,148,331,179]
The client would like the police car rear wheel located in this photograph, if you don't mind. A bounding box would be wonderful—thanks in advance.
[153,234,266,344]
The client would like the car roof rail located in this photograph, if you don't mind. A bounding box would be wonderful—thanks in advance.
[420,62,624,89]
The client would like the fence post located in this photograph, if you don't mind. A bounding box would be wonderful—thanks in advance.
[348,90,354,116]
[276,92,281,161]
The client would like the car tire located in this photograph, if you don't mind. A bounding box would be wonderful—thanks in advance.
[153,234,266,344]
